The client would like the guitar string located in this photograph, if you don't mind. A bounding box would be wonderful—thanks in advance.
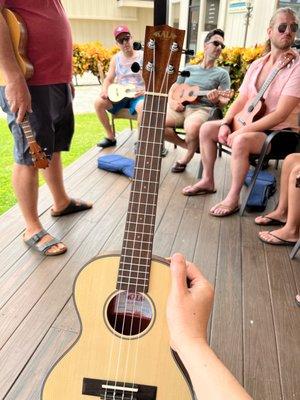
[127,44,175,400]
[102,53,152,400]
[119,45,158,400]
[104,36,156,400]
[115,38,161,399]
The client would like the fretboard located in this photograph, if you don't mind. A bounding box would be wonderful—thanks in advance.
[20,115,35,144]
[117,93,168,293]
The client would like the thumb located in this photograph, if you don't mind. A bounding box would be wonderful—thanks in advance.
[170,253,189,295]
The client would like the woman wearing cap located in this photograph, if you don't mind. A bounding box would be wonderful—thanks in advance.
[95,25,144,148]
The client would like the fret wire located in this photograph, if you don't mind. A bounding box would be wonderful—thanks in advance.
[118,274,149,281]
[122,238,153,245]
[119,267,149,273]
[127,211,156,217]
[121,245,152,252]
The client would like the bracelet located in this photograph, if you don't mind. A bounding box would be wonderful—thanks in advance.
[220,121,231,127]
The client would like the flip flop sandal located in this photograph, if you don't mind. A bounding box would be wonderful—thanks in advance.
[255,215,285,226]
[51,199,92,217]
[210,203,240,217]
[171,162,187,173]
[182,186,217,196]
[97,137,117,148]
[23,229,67,256]
[258,231,297,246]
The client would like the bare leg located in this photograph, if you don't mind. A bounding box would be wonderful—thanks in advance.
[255,153,300,224]
[259,164,300,243]
[210,131,267,216]
[182,120,220,195]
[94,97,115,140]
[177,113,203,165]
[43,152,92,213]
[164,126,187,148]
[13,163,66,254]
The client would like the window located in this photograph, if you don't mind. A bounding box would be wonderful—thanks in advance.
[204,0,220,31]
[186,0,200,58]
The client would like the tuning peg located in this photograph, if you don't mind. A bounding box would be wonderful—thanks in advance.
[182,49,194,56]
[133,42,143,50]
[131,62,141,73]
[179,70,190,77]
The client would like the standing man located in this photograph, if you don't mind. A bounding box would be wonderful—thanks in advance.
[182,7,300,216]
[0,1,92,256]
[95,25,144,148]
[165,29,231,173]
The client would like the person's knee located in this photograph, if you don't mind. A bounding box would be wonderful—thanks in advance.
[200,121,216,142]
[231,135,250,157]
[285,153,300,167]
[94,97,108,111]
[290,164,300,180]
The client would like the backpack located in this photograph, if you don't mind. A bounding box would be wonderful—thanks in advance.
[244,170,277,212]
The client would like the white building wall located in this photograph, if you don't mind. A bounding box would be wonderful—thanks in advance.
[61,0,153,46]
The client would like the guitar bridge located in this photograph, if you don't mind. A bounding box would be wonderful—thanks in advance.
[82,378,157,399]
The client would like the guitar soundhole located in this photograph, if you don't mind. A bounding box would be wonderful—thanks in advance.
[106,291,154,337]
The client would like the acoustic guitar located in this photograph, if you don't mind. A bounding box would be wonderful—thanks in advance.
[108,83,137,103]
[231,51,295,131]
[0,8,49,168]
[172,82,233,106]
[42,25,194,400]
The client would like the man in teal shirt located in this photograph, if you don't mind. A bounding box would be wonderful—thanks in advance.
[165,29,231,172]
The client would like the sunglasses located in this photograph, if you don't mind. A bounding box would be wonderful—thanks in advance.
[117,35,131,45]
[208,40,225,50]
[277,23,298,34]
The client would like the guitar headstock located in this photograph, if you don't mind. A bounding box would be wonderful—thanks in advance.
[220,89,235,99]
[29,143,49,169]
[142,25,185,94]
[277,50,296,70]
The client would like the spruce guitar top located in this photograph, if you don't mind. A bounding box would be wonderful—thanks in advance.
[42,25,194,400]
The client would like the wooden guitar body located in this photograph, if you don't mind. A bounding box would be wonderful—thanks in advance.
[0,8,34,85]
[231,98,266,131]
[172,83,233,106]
[42,255,193,400]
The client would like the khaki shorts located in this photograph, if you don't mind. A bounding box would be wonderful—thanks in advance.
[167,105,211,128]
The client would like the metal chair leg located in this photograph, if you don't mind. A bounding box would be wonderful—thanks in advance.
[290,238,300,259]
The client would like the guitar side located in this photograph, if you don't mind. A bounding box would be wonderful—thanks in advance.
[0,8,34,85]
[42,255,194,400]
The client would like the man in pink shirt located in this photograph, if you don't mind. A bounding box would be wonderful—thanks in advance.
[0,1,92,255]
[182,7,300,217]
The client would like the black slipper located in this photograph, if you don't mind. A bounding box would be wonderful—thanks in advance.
[51,199,93,217]
[23,229,67,256]
[171,162,187,173]
[97,137,117,148]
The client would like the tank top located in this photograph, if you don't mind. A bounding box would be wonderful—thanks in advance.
[115,50,145,90]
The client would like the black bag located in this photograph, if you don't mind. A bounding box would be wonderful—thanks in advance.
[244,170,277,212]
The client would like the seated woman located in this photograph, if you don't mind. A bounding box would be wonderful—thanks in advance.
[255,153,300,246]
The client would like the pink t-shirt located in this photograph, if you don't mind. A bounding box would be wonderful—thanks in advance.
[0,0,73,85]
[239,50,300,131]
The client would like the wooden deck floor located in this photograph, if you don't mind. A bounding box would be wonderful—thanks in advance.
[0,129,299,400]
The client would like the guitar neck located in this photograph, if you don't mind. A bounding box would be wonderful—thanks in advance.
[251,67,281,107]
[118,93,168,294]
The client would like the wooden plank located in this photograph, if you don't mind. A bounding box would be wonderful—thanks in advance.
[4,300,79,400]
[265,245,300,399]
[242,218,282,399]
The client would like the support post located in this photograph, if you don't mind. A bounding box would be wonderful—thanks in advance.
[154,0,168,25]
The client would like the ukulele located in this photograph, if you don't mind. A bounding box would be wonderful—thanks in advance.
[172,82,234,106]
[231,51,296,131]
[0,9,49,168]
[20,114,49,169]
[108,83,137,103]
[42,25,194,400]
[0,8,34,84]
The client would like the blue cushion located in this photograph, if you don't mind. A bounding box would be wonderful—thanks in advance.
[97,154,135,178]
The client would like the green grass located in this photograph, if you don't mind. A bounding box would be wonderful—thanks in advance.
[0,114,134,215]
